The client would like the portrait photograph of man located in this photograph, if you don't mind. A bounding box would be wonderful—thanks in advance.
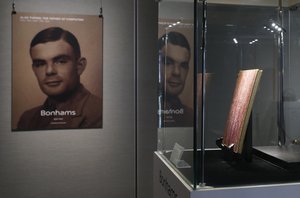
[12,12,103,131]
[158,20,194,127]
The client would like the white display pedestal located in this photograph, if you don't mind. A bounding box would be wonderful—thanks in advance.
[153,151,300,198]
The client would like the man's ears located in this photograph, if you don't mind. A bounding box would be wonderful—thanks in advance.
[77,57,87,75]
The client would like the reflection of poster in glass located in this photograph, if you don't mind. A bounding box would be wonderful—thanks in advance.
[158,19,194,127]
[12,12,103,131]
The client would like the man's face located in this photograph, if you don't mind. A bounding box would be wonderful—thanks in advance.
[30,39,84,98]
[160,43,190,97]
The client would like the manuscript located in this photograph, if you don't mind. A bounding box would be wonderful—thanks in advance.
[223,69,263,153]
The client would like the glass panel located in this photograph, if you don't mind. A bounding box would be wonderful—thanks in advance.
[157,0,300,190]
[285,2,300,147]
[157,0,196,187]
[202,0,300,188]
[196,0,205,187]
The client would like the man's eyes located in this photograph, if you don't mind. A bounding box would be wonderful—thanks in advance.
[180,62,189,69]
[54,57,68,65]
[32,61,46,67]
[164,57,174,65]
[163,57,189,69]
[32,58,69,67]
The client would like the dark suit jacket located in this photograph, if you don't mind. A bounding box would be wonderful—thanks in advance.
[17,84,102,130]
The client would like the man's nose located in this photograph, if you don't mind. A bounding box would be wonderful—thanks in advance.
[172,64,181,76]
[45,63,57,75]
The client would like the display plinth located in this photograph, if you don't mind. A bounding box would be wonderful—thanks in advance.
[154,151,300,198]
[254,145,300,169]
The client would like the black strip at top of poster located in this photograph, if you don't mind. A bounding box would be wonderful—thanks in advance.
[99,0,103,18]
[11,0,104,18]
[12,0,16,15]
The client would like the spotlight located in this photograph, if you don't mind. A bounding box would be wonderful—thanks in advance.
[233,38,238,44]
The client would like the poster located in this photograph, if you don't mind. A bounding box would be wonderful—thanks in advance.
[12,12,103,131]
[158,19,194,127]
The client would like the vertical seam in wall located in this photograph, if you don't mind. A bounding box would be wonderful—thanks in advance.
[134,0,138,197]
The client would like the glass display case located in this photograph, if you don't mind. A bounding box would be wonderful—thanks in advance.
[156,0,300,192]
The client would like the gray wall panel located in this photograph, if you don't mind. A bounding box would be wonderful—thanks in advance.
[137,1,158,198]
[0,0,138,198]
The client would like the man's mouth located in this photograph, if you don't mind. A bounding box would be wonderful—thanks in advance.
[168,81,181,87]
[45,80,62,87]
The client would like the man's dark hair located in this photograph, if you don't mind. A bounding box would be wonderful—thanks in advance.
[30,27,81,59]
[158,31,190,52]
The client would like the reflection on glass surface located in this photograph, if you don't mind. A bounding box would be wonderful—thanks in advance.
[157,0,300,190]
[158,0,195,187]
[158,27,194,128]
[204,1,300,188]
[205,3,278,147]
